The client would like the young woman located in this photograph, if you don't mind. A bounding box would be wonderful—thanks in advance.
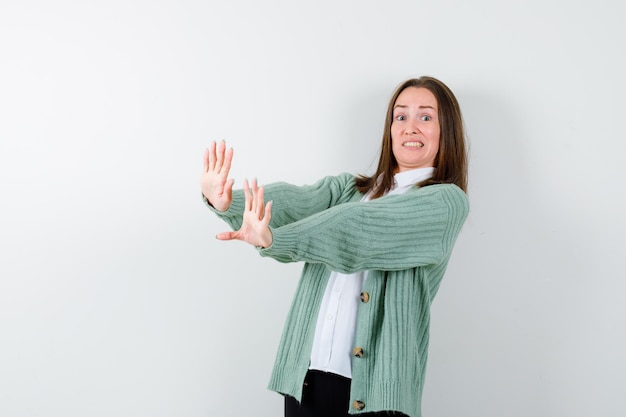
[201,76,469,417]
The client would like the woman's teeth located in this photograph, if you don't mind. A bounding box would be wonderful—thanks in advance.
[403,141,424,148]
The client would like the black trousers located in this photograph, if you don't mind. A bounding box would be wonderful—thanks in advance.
[284,370,408,417]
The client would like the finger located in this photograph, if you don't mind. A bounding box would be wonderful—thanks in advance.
[264,200,272,225]
[216,231,237,240]
[202,148,209,173]
[224,178,235,196]
[208,141,216,171]
[243,179,252,211]
[215,140,226,172]
[257,186,266,219]
[250,179,259,213]
[221,147,233,175]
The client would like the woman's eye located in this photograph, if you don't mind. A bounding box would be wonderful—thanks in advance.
[420,115,432,121]
[395,114,406,121]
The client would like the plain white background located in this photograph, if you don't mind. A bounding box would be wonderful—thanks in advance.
[1,0,624,416]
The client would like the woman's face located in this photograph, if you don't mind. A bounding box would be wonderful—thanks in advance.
[391,87,440,172]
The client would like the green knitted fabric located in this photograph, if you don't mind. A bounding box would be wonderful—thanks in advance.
[208,173,469,417]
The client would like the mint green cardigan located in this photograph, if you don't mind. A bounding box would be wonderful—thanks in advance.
[209,173,469,417]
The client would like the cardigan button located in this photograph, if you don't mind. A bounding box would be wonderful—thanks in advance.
[360,292,370,303]
[353,347,364,358]
[353,400,365,410]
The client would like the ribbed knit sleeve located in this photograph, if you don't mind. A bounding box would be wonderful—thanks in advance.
[204,172,360,231]
[259,184,469,272]
[202,192,246,231]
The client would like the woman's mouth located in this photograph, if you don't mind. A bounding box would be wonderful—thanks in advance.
[403,141,424,148]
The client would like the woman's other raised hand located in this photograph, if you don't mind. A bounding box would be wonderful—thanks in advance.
[201,140,234,212]
[216,179,273,248]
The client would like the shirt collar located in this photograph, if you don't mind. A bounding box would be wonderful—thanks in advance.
[393,167,435,189]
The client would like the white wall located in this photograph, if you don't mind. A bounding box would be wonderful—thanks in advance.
[1,1,624,416]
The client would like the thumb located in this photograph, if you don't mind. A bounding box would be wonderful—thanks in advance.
[216,231,238,241]
[224,178,235,195]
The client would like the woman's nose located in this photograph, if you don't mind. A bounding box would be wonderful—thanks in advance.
[406,120,419,134]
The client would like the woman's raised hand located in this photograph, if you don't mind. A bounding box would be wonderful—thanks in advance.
[201,140,234,212]
[216,179,273,248]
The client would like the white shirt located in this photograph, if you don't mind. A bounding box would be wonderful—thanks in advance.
[309,167,435,378]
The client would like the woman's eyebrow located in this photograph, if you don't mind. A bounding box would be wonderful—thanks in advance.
[393,104,436,110]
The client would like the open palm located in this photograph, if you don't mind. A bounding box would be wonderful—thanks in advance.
[201,140,234,212]
[216,179,273,248]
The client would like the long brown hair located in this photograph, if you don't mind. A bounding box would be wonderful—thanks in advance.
[356,76,468,198]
